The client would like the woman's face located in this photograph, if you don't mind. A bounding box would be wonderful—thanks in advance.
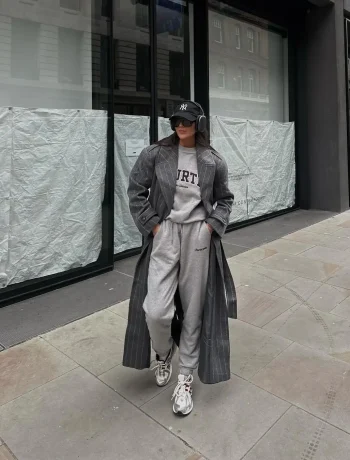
[175,119,196,142]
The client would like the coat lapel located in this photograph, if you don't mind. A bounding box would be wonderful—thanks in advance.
[197,146,215,204]
[157,144,178,212]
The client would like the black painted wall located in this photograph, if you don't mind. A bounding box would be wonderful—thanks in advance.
[296,0,349,211]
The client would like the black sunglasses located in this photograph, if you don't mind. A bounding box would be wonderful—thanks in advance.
[173,118,194,128]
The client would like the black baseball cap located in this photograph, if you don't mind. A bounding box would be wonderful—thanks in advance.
[169,101,202,122]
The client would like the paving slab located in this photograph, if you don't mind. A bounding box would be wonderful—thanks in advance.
[221,242,248,258]
[0,269,133,348]
[301,245,350,266]
[333,228,350,238]
[229,320,292,379]
[244,406,350,460]
[43,310,126,376]
[328,212,350,225]
[114,255,138,277]
[272,277,322,304]
[246,264,299,285]
[326,267,350,289]
[256,253,340,282]
[283,230,331,246]
[261,239,315,255]
[307,284,350,313]
[270,209,335,227]
[230,247,277,265]
[338,219,350,228]
[142,373,290,460]
[223,220,289,248]
[252,343,350,433]
[283,229,350,251]
[237,286,296,327]
[331,296,350,319]
[0,445,16,460]
[108,299,129,319]
[99,357,179,407]
[263,305,350,359]
[0,367,195,460]
[0,337,77,407]
[304,221,340,235]
[228,262,283,293]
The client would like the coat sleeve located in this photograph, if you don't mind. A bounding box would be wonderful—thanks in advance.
[127,146,160,237]
[206,156,234,238]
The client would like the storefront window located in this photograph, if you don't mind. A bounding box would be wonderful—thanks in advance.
[235,25,241,49]
[209,2,295,224]
[0,0,111,291]
[247,27,254,53]
[113,0,151,255]
[157,0,193,119]
[212,18,223,43]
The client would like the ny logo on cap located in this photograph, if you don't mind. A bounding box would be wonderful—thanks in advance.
[180,104,187,111]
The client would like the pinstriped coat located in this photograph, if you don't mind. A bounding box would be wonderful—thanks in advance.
[122,141,237,384]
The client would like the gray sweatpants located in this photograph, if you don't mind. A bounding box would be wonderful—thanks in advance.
[143,220,211,376]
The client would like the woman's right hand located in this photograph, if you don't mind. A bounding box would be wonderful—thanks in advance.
[152,224,161,236]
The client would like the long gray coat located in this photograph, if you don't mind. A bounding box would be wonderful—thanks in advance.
[122,141,237,384]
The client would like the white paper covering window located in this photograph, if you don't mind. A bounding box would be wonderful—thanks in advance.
[0,107,107,288]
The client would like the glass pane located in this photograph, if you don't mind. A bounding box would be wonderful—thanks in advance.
[208,2,295,224]
[113,0,151,255]
[0,1,110,289]
[157,0,193,125]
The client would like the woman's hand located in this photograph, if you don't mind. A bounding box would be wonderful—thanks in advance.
[207,223,213,234]
[152,224,161,236]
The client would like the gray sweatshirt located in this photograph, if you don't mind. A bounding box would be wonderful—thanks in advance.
[167,145,207,224]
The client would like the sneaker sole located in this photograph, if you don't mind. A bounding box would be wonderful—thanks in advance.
[173,400,193,416]
[156,363,173,387]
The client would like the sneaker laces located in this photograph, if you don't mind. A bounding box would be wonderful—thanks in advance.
[151,360,169,378]
[171,375,193,400]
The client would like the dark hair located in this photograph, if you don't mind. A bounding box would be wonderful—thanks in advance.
[155,129,212,148]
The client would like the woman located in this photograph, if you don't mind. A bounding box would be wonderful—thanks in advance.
[123,101,237,416]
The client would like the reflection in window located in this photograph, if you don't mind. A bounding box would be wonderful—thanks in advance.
[157,0,191,117]
[170,51,186,97]
[11,19,39,80]
[247,27,254,53]
[58,28,83,85]
[213,18,222,43]
[235,25,241,49]
[218,64,225,88]
[113,0,151,116]
[101,0,109,17]
[248,69,256,93]
[257,31,261,55]
[100,35,110,89]
[136,44,150,92]
[209,7,288,121]
[60,0,80,10]
[136,0,149,29]
[237,67,243,91]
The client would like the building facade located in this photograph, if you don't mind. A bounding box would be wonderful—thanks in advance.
[0,0,349,305]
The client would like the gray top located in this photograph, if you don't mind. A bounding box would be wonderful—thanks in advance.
[167,145,207,224]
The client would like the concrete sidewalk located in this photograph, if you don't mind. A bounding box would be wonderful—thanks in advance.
[2,212,350,459]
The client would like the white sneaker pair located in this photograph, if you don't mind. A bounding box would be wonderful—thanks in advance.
[152,344,194,416]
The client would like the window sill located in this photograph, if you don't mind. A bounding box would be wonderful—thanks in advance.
[61,7,80,16]
[19,0,36,5]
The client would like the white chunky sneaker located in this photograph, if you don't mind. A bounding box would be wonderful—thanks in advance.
[152,343,175,387]
[172,374,194,416]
